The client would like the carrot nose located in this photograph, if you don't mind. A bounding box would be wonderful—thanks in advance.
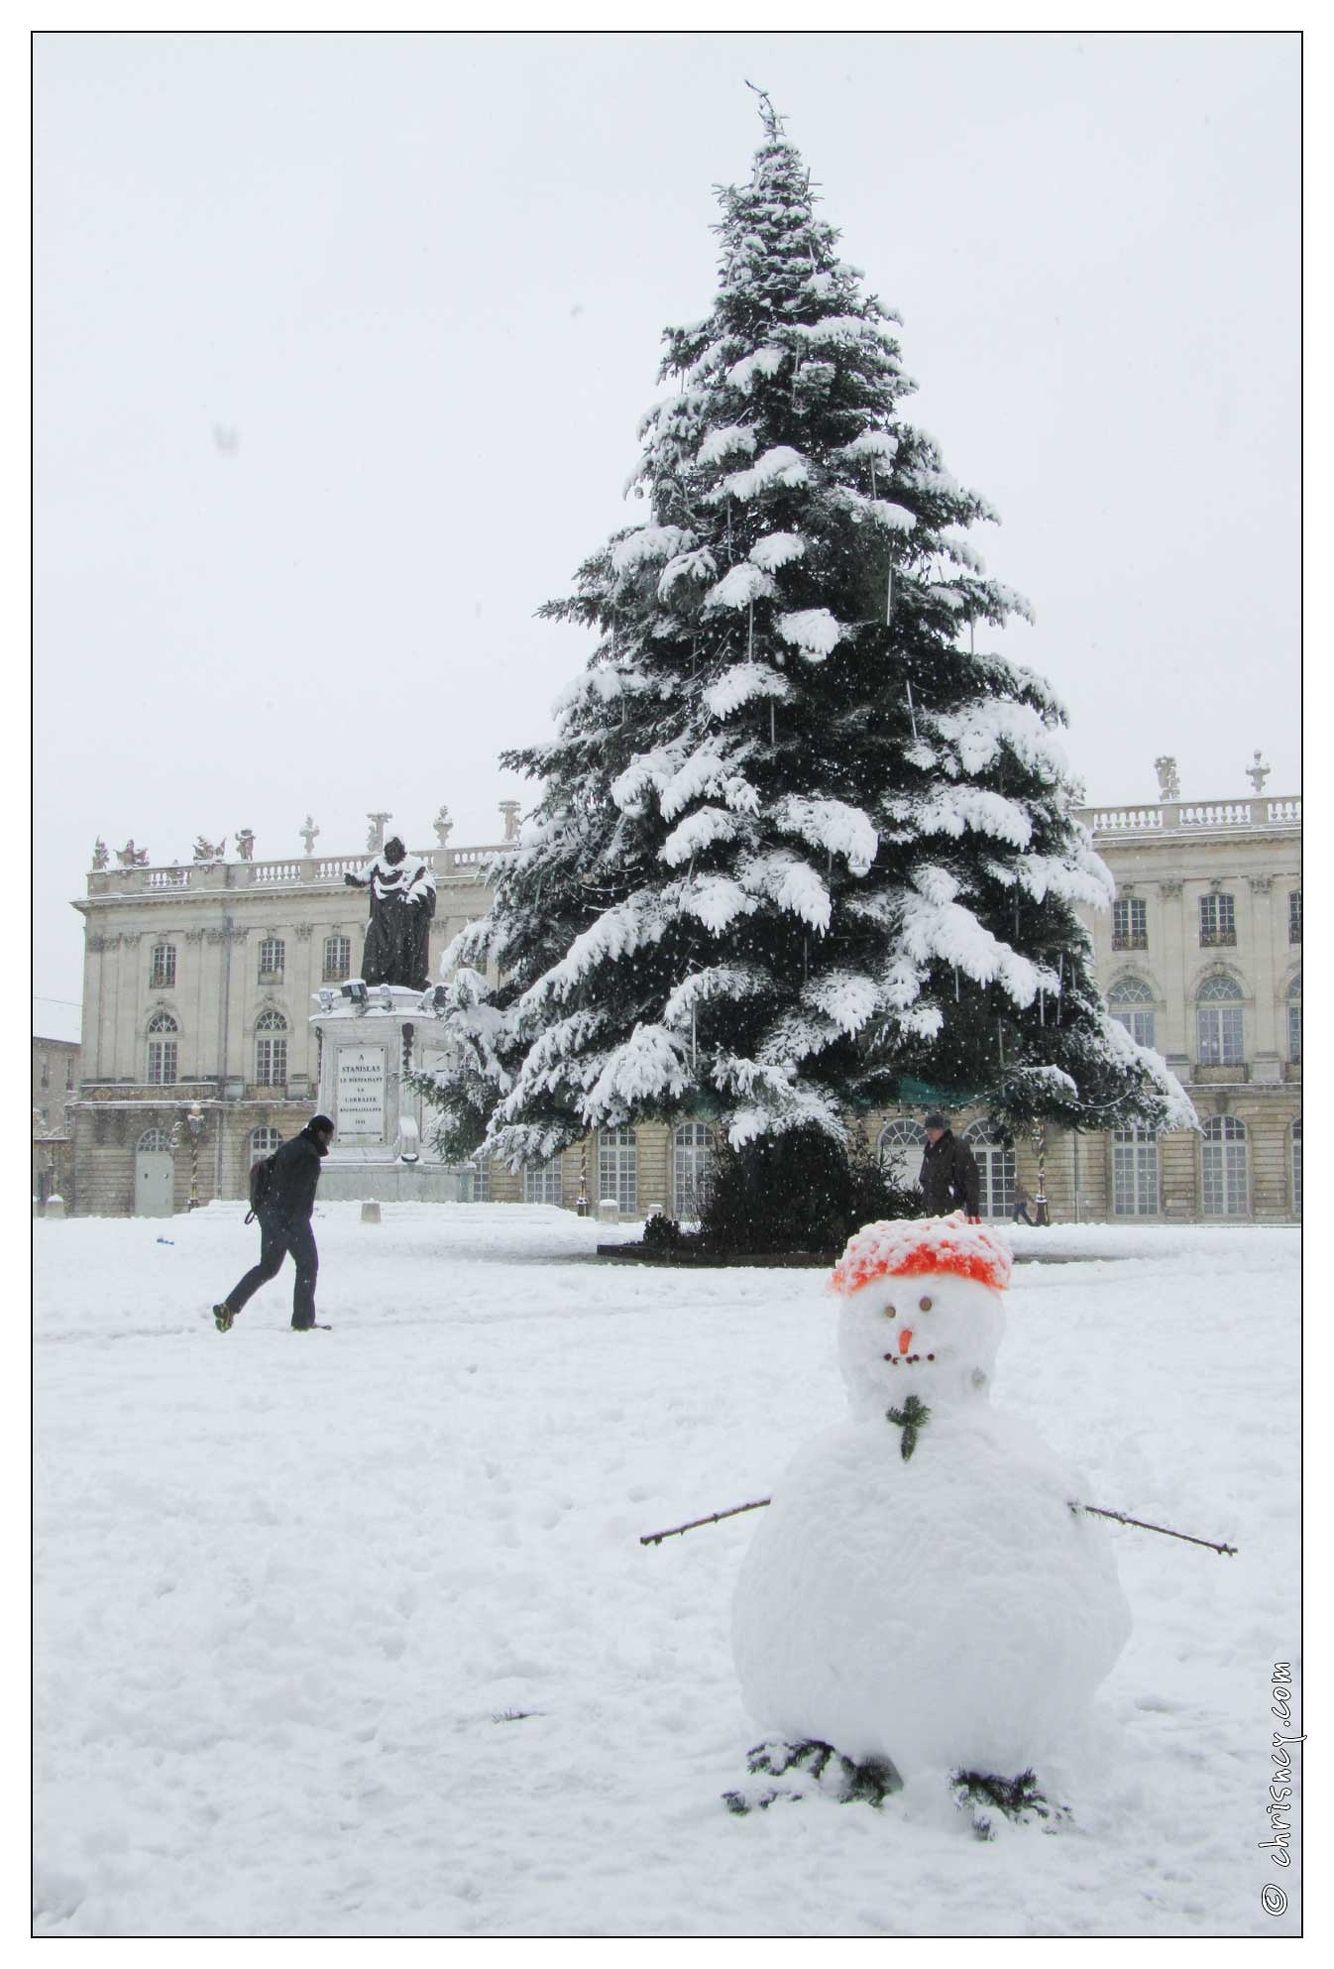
[898,1328,913,1355]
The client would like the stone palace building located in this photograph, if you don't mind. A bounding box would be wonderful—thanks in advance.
[63,767,1300,1224]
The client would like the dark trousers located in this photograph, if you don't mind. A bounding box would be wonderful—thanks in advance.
[1012,1204,1034,1225]
[226,1214,319,1328]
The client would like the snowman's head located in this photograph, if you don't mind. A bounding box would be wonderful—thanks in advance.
[830,1213,1012,1420]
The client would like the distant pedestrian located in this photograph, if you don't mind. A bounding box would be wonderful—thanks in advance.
[918,1112,982,1221]
[1011,1180,1035,1226]
[213,1114,335,1332]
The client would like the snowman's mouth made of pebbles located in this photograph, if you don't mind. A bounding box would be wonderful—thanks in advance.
[882,1293,937,1369]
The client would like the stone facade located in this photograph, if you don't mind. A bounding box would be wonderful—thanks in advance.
[65,782,1301,1223]
[32,1035,80,1209]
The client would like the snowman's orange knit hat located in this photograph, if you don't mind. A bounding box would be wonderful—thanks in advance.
[829,1211,1012,1296]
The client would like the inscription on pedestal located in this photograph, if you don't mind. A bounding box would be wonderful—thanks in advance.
[337,1046,387,1139]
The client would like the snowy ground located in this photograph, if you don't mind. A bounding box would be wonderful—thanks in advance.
[34,1205,1300,1938]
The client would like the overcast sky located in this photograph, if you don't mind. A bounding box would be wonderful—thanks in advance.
[33,28,1299,1016]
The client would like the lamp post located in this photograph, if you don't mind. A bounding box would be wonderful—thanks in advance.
[577,1139,589,1217]
[1030,1123,1051,1227]
[182,1100,206,1210]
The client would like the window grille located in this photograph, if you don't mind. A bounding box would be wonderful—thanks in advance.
[471,1152,492,1202]
[1198,893,1236,947]
[1111,898,1147,950]
[877,1118,923,1190]
[1291,1120,1301,1216]
[673,1122,716,1217]
[146,1011,178,1085]
[151,943,177,988]
[1289,891,1301,944]
[258,936,285,978]
[323,934,352,983]
[524,1157,564,1205]
[1112,1128,1159,1216]
[1109,977,1156,1050]
[1196,976,1244,1066]
[1287,973,1301,1064]
[137,1128,173,1154]
[1201,1115,1248,1216]
[250,1126,282,1163]
[962,1121,1015,1220]
[255,1012,288,1087]
[598,1127,638,1215]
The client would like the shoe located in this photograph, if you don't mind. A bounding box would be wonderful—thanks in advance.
[291,1321,331,1331]
[213,1302,235,1332]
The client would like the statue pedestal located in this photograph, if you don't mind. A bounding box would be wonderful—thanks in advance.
[310,984,473,1203]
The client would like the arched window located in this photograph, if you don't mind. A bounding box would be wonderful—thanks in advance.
[1108,976,1156,1050]
[1287,973,1301,1065]
[1196,975,1244,1066]
[250,1126,282,1165]
[146,1011,178,1085]
[598,1126,638,1215]
[1201,1115,1248,1217]
[255,1009,288,1087]
[137,1127,173,1153]
[878,1118,923,1189]
[962,1120,1015,1220]
[524,1156,564,1205]
[673,1122,716,1218]
[258,936,285,980]
[1291,1119,1302,1216]
[323,934,352,983]
[151,942,177,989]
[1112,1127,1159,1216]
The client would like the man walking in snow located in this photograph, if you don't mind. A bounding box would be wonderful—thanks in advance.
[213,1114,335,1332]
[918,1112,982,1222]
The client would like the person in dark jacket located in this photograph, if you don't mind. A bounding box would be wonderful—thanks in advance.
[213,1114,334,1331]
[918,1112,982,1220]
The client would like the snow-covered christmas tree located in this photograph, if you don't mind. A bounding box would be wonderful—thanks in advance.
[422,93,1193,1172]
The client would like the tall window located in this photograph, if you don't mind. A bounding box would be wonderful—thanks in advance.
[1201,1115,1248,1216]
[1291,1119,1302,1216]
[258,936,285,980]
[65,1057,75,1090]
[598,1126,638,1215]
[151,942,177,988]
[1112,898,1147,950]
[255,1009,288,1086]
[1108,976,1156,1050]
[471,1152,492,1202]
[1287,973,1301,1064]
[1112,1128,1159,1216]
[1289,891,1301,944]
[878,1118,923,1189]
[1196,975,1244,1066]
[323,934,352,983]
[673,1122,716,1218]
[1198,893,1236,947]
[146,1012,178,1085]
[524,1156,564,1205]
[962,1120,1015,1220]
[250,1126,282,1164]
[39,1054,49,1088]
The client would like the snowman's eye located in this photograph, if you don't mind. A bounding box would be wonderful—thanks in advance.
[919,1296,932,1312]
[883,1305,896,1318]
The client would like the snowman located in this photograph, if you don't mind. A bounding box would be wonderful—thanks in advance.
[730,1212,1131,1823]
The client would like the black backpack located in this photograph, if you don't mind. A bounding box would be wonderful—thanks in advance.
[246,1152,278,1223]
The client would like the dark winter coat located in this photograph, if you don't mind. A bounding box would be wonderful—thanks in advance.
[919,1129,981,1218]
[264,1121,330,1225]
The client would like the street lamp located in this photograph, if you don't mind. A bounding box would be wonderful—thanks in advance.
[1030,1123,1051,1227]
[182,1100,206,1210]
